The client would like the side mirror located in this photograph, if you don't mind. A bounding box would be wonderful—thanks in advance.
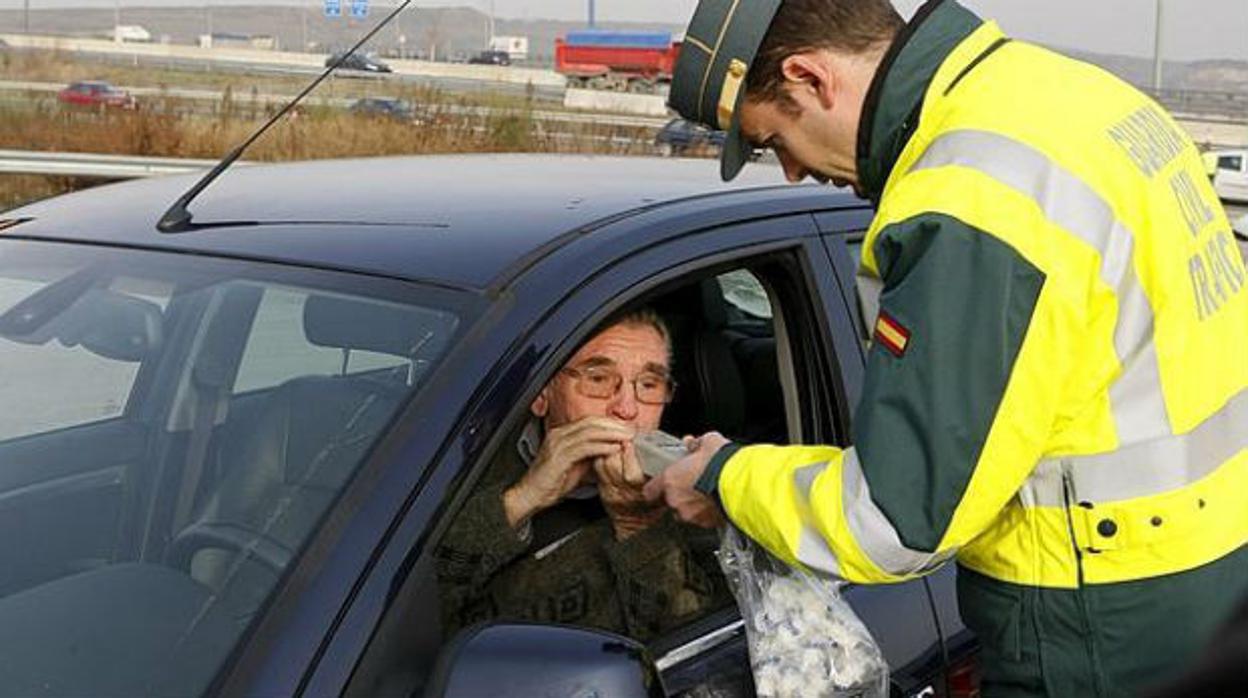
[427,623,664,698]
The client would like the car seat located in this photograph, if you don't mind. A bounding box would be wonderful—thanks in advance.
[168,293,432,611]
[656,279,783,444]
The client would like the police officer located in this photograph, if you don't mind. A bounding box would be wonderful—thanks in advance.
[643,1,1248,696]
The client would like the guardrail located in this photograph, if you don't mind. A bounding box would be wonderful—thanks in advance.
[0,149,234,178]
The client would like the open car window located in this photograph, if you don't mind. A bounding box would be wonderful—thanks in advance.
[377,255,825,698]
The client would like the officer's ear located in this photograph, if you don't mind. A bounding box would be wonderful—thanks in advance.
[779,51,836,112]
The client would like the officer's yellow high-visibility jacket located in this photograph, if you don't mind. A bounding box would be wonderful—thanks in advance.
[696,1,1248,694]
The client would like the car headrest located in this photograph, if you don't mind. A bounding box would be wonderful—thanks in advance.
[303,294,456,358]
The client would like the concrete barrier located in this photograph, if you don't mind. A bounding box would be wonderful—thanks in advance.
[386,58,563,88]
[564,89,670,118]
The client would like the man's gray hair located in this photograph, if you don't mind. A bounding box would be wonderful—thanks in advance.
[602,307,672,364]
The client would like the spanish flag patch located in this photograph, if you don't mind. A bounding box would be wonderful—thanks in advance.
[874,311,911,357]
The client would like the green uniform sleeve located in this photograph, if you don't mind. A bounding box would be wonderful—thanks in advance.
[853,212,1046,551]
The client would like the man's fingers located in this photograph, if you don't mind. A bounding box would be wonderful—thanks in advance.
[564,440,627,467]
[553,421,635,453]
[567,417,636,438]
[620,441,645,486]
[642,473,666,502]
[592,451,626,485]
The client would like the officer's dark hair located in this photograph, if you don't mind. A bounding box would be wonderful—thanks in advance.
[747,0,904,111]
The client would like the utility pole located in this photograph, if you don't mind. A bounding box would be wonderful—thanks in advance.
[1152,0,1164,92]
[22,0,29,35]
[588,0,595,28]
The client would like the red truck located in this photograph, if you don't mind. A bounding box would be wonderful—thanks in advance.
[555,30,681,93]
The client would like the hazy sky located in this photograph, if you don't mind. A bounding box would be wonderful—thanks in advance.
[439,0,1248,61]
[11,0,1248,61]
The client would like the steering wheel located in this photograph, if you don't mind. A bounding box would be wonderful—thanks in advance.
[166,521,293,575]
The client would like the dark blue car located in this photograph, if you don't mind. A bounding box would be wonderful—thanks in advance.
[0,155,978,697]
[655,119,729,157]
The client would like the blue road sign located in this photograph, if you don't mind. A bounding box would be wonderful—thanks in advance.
[349,0,368,18]
[323,0,341,18]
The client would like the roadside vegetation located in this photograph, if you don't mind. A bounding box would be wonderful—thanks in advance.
[0,50,664,210]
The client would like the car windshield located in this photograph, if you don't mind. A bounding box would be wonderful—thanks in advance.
[0,240,472,696]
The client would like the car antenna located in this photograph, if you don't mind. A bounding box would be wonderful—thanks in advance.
[157,0,416,233]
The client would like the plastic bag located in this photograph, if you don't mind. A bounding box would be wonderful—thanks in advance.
[716,524,890,698]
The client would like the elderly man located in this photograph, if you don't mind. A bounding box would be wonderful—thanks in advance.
[436,308,727,642]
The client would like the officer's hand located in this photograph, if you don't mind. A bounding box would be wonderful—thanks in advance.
[504,418,634,528]
[643,432,729,529]
[595,440,664,540]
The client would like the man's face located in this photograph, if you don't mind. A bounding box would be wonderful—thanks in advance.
[531,321,670,432]
[738,93,859,191]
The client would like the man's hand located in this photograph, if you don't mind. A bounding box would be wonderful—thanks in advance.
[504,418,634,529]
[643,432,730,529]
[595,440,665,540]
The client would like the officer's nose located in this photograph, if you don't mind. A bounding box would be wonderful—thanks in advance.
[778,150,807,183]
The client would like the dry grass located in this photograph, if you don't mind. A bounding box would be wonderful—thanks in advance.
[0,98,659,210]
[0,48,673,211]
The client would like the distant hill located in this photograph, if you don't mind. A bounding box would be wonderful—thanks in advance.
[0,4,684,64]
[1065,49,1248,94]
[1,4,1245,92]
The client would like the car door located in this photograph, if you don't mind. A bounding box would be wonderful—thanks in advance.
[326,208,951,698]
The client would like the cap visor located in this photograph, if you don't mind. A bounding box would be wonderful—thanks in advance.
[719,119,752,182]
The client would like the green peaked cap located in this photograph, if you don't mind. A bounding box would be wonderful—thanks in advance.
[667,0,784,181]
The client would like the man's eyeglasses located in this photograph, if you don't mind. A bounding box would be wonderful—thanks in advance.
[561,365,676,405]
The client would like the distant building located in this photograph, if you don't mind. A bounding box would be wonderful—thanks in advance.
[489,35,529,61]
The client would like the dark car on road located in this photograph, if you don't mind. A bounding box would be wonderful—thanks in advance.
[326,51,393,73]
[348,97,419,122]
[467,49,512,66]
[56,80,138,110]
[0,155,979,698]
[655,118,727,157]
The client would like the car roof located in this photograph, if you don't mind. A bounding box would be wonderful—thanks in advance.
[4,154,859,290]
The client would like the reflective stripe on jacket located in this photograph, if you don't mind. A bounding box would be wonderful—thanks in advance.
[714,4,1248,593]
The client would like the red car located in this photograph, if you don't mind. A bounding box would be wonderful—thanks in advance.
[56,81,137,110]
